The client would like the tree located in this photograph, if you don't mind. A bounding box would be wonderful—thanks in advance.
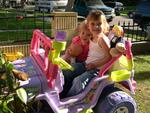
[2,0,7,7]
[65,0,75,11]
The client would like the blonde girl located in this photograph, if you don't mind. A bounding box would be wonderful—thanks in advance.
[61,10,111,97]
[62,21,91,63]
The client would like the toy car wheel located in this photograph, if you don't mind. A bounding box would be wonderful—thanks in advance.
[93,91,136,113]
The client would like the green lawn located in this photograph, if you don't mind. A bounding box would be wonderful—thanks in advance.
[133,55,150,113]
[0,11,51,30]
[0,9,51,42]
[121,6,136,16]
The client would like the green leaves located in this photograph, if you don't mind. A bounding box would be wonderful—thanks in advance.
[0,51,29,113]
[0,52,5,67]
[6,62,14,72]
[1,101,13,113]
[16,88,27,104]
[0,51,15,92]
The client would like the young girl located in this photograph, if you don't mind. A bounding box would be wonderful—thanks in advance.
[62,21,91,64]
[61,10,111,97]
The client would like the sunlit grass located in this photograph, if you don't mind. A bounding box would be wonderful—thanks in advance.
[133,55,150,113]
[0,9,51,42]
[121,6,136,16]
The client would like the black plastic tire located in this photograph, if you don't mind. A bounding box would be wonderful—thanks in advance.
[94,91,136,113]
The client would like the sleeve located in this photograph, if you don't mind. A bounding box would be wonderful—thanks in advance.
[102,35,110,48]
[72,36,80,44]
[69,36,82,57]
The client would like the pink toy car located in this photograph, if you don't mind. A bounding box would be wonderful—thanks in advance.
[13,29,136,113]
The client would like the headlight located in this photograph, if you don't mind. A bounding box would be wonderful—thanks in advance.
[112,8,115,13]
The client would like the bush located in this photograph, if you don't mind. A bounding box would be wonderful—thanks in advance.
[118,0,140,6]
[0,51,31,113]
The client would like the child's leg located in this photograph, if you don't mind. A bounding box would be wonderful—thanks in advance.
[60,62,86,98]
[67,69,99,97]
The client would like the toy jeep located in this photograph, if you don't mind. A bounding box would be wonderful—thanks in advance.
[13,29,136,113]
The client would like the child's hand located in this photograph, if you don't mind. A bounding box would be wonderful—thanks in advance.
[69,44,82,57]
[61,49,71,63]
[86,63,96,70]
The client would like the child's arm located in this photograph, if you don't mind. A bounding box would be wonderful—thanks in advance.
[68,43,82,57]
[62,43,82,63]
[95,36,111,66]
[62,35,82,63]
[61,48,72,63]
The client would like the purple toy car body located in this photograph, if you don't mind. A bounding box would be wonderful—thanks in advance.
[13,29,136,113]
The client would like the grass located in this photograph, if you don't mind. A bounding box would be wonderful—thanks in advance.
[0,9,51,42]
[121,6,136,16]
[0,12,51,29]
[0,29,51,42]
[133,55,150,113]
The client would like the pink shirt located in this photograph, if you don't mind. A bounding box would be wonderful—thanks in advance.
[72,36,89,62]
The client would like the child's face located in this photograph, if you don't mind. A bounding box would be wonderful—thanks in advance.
[88,19,103,36]
[79,28,91,43]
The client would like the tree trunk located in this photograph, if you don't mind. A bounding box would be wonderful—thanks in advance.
[2,0,6,7]
[65,0,75,11]
[0,0,2,7]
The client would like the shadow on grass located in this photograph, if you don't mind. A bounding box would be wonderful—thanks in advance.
[134,71,150,81]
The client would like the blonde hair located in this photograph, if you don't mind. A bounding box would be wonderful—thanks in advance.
[76,20,88,33]
[87,10,109,34]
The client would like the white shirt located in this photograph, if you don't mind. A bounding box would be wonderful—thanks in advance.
[85,36,110,69]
